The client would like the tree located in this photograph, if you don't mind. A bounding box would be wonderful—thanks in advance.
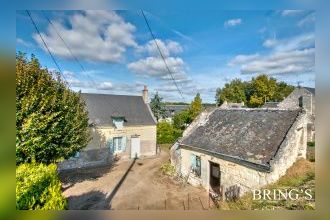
[150,92,167,121]
[273,81,295,102]
[189,93,203,120]
[215,79,246,106]
[16,53,91,164]
[157,121,182,144]
[173,109,191,130]
[249,74,277,106]
[214,74,295,108]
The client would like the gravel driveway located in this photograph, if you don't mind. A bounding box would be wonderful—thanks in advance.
[59,150,209,210]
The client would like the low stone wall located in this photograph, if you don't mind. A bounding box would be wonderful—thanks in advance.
[57,147,113,171]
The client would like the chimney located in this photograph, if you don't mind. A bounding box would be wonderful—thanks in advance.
[142,85,148,103]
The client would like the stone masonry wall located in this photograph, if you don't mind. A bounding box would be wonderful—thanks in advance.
[175,111,307,197]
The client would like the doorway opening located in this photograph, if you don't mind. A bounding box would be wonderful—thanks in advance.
[209,162,220,193]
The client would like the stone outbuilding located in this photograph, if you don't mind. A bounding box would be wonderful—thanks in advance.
[59,86,157,170]
[277,86,315,141]
[170,108,307,198]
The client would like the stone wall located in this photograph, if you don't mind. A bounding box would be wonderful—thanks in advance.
[278,87,315,142]
[58,125,156,171]
[173,111,307,197]
[278,87,314,115]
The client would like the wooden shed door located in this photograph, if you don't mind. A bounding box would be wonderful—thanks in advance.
[131,136,140,158]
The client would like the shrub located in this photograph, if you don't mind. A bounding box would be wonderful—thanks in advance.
[157,121,182,144]
[160,162,176,176]
[16,162,67,210]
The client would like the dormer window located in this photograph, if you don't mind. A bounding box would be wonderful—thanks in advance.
[112,117,125,129]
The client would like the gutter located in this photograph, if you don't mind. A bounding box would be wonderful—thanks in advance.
[179,143,271,173]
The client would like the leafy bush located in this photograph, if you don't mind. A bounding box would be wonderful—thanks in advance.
[16,53,91,164]
[160,162,176,176]
[16,162,67,210]
[157,121,182,144]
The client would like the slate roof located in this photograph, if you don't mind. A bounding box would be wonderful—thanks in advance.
[303,87,315,95]
[180,108,300,168]
[81,93,156,126]
[164,105,189,117]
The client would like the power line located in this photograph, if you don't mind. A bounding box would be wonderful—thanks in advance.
[41,10,86,72]
[141,10,185,102]
[26,10,69,86]
[41,11,98,87]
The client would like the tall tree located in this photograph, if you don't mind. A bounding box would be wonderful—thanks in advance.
[150,92,167,121]
[214,74,295,108]
[249,74,277,107]
[189,93,203,120]
[215,79,246,106]
[16,53,91,164]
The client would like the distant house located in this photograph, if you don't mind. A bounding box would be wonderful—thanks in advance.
[219,101,245,109]
[59,86,157,170]
[262,101,280,108]
[171,108,307,198]
[160,104,189,123]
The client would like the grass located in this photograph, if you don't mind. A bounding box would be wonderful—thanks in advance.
[219,159,315,210]
[160,162,176,176]
[307,144,315,162]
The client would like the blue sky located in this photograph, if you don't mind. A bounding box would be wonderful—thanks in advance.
[16,10,315,103]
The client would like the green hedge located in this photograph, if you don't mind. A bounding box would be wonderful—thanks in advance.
[16,163,67,210]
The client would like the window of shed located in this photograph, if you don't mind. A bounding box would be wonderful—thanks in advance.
[191,154,201,177]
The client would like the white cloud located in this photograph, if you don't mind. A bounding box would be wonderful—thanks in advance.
[128,56,185,78]
[136,39,183,57]
[128,39,188,81]
[229,33,315,75]
[228,53,260,66]
[224,18,242,27]
[16,38,34,47]
[97,81,113,90]
[281,10,305,17]
[298,12,315,27]
[262,33,314,51]
[263,39,278,48]
[240,48,314,75]
[63,70,89,87]
[33,11,137,63]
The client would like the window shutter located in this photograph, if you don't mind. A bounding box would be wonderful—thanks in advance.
[108,138,114,153]
[122,136,127,152]
[190,154,196,168]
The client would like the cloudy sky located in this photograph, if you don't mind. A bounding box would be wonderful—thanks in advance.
[16,10,315,103]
